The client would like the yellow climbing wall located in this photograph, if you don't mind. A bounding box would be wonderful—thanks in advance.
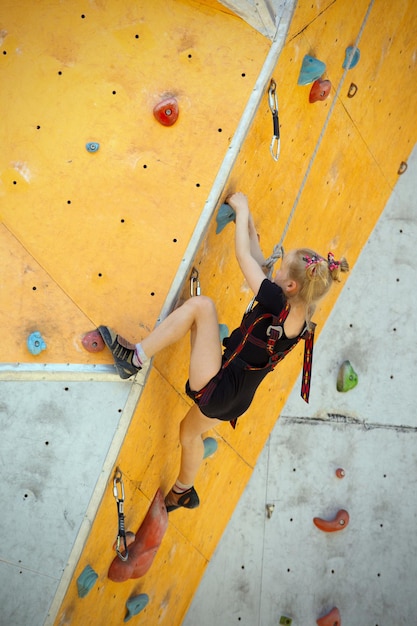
[1,0,417,624]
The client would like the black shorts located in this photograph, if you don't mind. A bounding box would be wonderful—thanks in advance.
[185,357,270,422]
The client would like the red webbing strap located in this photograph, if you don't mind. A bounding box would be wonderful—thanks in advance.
[300,324,315,403]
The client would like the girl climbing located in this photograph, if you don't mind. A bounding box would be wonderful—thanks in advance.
[98,192,349,513]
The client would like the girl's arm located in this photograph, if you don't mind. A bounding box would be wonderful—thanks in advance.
[227,192,266,295]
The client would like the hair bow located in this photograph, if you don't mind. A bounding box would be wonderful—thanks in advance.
[327,252,340,271]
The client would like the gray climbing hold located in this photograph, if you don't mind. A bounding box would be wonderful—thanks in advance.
[124,594,149,622]
[77,564,98,598]
[216,203,236,234]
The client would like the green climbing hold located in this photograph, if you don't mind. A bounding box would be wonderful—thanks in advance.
[203,437,218,459]
[279,617,292,625]
[77,564,98,598]
[337,360,358,392]
[124,594,149,622]
[216,203,236,234]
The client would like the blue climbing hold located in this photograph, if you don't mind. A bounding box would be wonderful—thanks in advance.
[27,331,47,355]
[297,55,326,86]
[77,564,98,598]
[203,437,218,459]
[86,142,100,152]
[343,46,360,70]
[124,594,149,622]
[216,203,236,234]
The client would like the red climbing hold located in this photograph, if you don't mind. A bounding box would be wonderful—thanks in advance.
[313,509,349,532]
[335,468,345,479]
[153,97,179,126]
[316,606,341,626]
[108,489,168,582]
[82,330,105,353]
[309,79,331,102]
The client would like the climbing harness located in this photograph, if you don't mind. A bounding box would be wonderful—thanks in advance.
[113,468,129,562]
[190,267,201,297]
[268,78,280,161]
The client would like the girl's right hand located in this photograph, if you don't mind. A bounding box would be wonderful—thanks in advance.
[226,192,249,215]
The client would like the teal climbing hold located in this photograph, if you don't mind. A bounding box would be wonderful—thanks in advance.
[219,323,229,343]
[343,46,360,70]
[86,142,100,152]
[27,331,47,355]
[77,564,98,598]
[297,55,326,86]
[203,437,218,459]
[216,203,236,234]
[124,594,149,622]
[337,360,358,392]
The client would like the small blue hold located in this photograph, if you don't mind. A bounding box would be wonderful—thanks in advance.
[77,564,98,598]
[27,331,47,356]
[203,437,218,459]
[124,594,149,622]
[219,323,229,343]
[297,54,326,86]
[343,46,360,70]
[86,142,100,153]
[216,203,236,234]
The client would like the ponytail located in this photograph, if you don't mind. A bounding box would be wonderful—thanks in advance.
[287,248,349,327]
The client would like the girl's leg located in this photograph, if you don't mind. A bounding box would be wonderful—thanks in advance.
[142,295,222,390]
[165,404,221,511]
[99,295,222,384]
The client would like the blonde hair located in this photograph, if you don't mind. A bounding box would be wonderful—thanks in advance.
[286,248,349,326]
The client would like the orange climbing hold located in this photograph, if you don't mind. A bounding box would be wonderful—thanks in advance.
[108,489,168,582]
[153,97,179,126]
[313,509,349,532]
[316,606,341,626]
[309,79,331,102]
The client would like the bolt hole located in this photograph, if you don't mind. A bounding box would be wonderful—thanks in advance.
[32,286,37,290]
[2,50,7,55]
[150,292,155,296]
[64,387,69,391]
[81,14,86,18]
[13,180,17,185]
[121,219,125,223]
[218,128,222,132]
[36,125,41,129]
[45,441,49,445]
[241,72,246,77]
[196,183,200,187]
[112,90,117,95]
[135,34,139,39]
[24,493,28,498]
[241,565,245,569]
[173,238,177,242]
[188,53,192,58]
[58,71,62,75]
[143,164,147,168]
[67,200,71,204]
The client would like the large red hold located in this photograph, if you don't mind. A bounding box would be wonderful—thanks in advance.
[317,606,341,626]
[108,489,168,582]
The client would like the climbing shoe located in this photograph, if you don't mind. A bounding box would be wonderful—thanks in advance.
[97,326,140,380]
[164,486,200,513]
